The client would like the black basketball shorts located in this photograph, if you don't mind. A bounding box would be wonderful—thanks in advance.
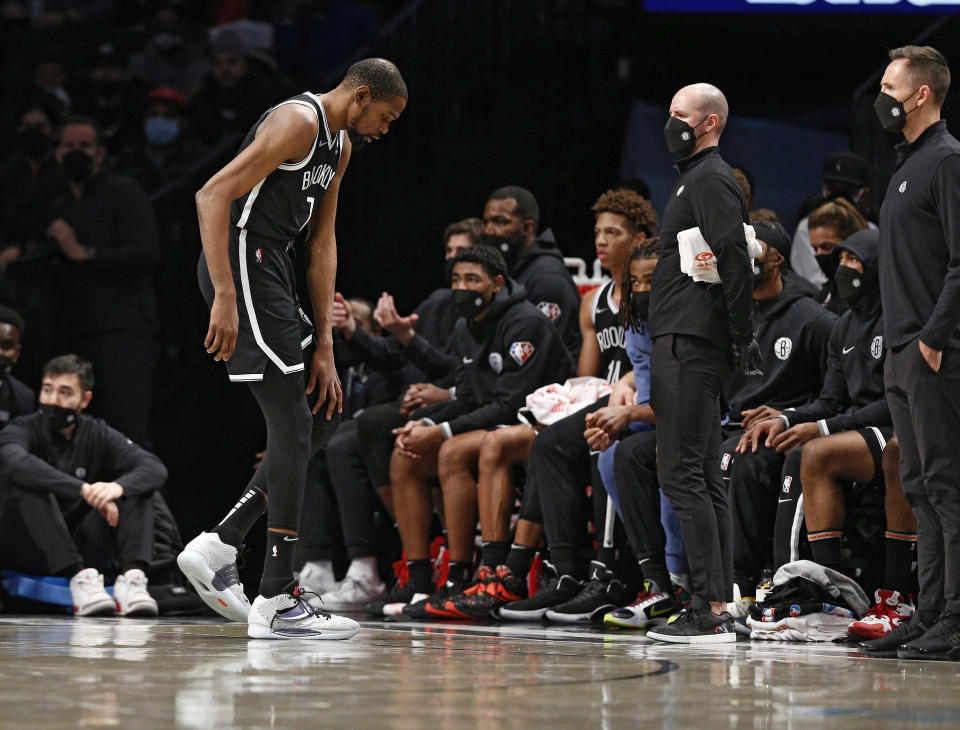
[198,227,314,382]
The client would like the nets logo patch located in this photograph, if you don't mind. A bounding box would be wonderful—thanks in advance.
[509,341,535,366]
[538,301,562,321]
[75,467,86,479]
[774,337,792,360]
[782,476,792,494]
[488,352,503,374]
[871,335,884,360]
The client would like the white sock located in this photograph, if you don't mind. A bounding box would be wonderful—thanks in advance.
[346,556,379,582]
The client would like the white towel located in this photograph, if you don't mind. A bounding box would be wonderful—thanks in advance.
[678,223,763,284]
[747,613,854,642]
[518,376,613,427]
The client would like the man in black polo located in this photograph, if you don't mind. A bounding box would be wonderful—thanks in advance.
[866,45,960,661]
[644,83,760,645]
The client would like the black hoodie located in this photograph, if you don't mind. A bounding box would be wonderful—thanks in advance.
[424,279,575,438]
[510,229,582,358]
[725,274,837,419]
[783,230,890,434]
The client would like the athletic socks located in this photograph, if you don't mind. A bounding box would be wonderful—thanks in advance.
[213,486,267,548]
[505,544,536,579]
[807,530,843,572]
[638,555,671,595]
[481,541,510,569]
[885,530,918,596]
[260,530,297,598]
[447,561,472,586]
[550,547,586,581]
[407,559,433,592]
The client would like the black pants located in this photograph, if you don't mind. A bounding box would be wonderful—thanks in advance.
[326,419,381,559]
[886,338,960,615]
[355,401,407,488]
[613,429,664,561]
[0,486,154,576]
[721,431,785,592]
[537,397,609,553]
[650,333,732,603]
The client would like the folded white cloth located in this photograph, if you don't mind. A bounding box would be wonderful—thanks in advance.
[747,612,854,642]
[678,223,763,284]
[518,376,613,427]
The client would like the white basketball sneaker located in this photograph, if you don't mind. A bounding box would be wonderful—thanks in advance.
[177,532,250,622]
[70,568,117,616]
[248,586,360,640]
[113,568,159,617]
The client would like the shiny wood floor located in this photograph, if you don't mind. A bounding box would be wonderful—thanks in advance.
[0,616,957,728]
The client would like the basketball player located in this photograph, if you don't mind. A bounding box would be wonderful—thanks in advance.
[177,58,407,639]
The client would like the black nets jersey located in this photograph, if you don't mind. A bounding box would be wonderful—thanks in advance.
[592,280,631,384]
[230,92,345,242]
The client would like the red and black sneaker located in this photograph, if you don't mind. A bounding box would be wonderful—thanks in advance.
[402,575,471,620]
[445,565,527,620]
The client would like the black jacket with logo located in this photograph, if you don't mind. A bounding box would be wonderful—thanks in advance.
[879,120,960,351]
[783,231,890,433]
[422,279,575,438]
[725,275,837,419]
[650,146,753,351]
[511,229,582,358]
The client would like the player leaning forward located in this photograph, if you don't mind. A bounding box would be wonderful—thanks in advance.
[177,59,407,639]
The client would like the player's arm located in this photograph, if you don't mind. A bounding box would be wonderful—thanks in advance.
[577,290,600,377]
[195,104,318,361]
[304,134,353,417]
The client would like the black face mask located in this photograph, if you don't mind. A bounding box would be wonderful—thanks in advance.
[816,253,838,281]
[0,354,14,377]
[835,265,870,304]
[664,115,707,158]
[18,127,53,159]
[62,149,95,183]
[481,232,524,270]
[630,290,651,324]
[40,403,78,433]
[873,88,919,134]
[452,288,489,320]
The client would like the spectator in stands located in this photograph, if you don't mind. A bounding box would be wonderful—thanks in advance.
[806,198,869,314]
[792,152,874,287]
[189,31,278,147]
[77,43,144,154]
[0,307,36,429]
[716,220,836,604]
[366,246,574,618]
[482,186,582,357]
[128,3,208,95]
[0,355,167,616]
[46,116,159,446]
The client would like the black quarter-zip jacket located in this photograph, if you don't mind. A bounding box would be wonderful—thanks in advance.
[879,120,960,352]
[725,275,837,418]
[783,231,890,433]
[424,279,575,438]
[650,146,754,351]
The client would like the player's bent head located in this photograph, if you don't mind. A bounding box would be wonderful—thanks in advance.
[343,58,408,102]
[888,45,950,107]
[40,354,94,411]
[451,245,508,288]
[342,58,407,145]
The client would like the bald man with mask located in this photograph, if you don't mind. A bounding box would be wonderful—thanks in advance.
[645,84,760,645]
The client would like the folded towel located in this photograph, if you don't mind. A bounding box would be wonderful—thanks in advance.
[678,223,763,284]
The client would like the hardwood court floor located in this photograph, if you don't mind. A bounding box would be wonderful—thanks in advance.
[0,615,958,728]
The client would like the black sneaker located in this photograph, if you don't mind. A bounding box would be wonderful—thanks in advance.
[897,612,960,661]
[363,581,432,618]
[401,576,471,620]
[499,562,581,621]
[645,607,737,644]
[858,611,930,658]
[545,563,634,623]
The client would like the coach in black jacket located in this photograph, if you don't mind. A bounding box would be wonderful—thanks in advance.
[0,355,167,579]
[384,246,573,605]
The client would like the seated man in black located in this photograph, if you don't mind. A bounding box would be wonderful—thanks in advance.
[0,306,36,429]
[0,355,167,616]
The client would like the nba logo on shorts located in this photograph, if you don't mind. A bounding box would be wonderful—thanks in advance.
[782,476,792,494]
[721,453,731,471]
[255,248,263,264]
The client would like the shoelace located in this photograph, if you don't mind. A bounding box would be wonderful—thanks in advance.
[269,585,332,633]
[628,590,657,607]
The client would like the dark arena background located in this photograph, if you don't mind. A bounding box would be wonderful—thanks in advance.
[1,1,959,727]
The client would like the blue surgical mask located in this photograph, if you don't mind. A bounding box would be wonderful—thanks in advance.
[144,116,180,146]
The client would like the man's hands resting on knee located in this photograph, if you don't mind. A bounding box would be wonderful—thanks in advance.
[81,481,124,526]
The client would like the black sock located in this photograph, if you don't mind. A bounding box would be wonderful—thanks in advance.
[260,531,296,597]
[213,487,266,548]
[505,544,535,579]
[481,541,510,568]
[637,556,671,593]
[550,546,585,581]
[447,561,472,587]
[808,530,843,572]
[56,563,84,579]
[407,559,433,592]
[596,547,616,570]
[885,530,918,596]
[120,560,149,575]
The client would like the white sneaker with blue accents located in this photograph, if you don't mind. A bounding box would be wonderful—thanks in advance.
[248,586,360,640]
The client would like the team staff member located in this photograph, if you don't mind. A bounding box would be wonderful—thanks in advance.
[869,46,960,660]
[177,58,406,641]
[644,83,760,645]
